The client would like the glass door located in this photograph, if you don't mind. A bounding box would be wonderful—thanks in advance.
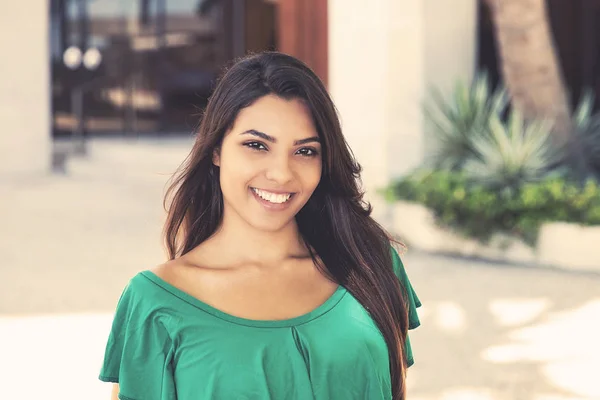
[51,0,130,137]
[51,0,233,137]
[51,0,278,138]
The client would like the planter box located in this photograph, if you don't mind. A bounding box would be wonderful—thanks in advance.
[537,222,600,272]
[392,200,600,272]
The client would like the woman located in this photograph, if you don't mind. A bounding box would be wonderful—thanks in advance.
[99,52,421,400]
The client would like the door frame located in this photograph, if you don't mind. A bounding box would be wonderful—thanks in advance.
[277,0,328,86]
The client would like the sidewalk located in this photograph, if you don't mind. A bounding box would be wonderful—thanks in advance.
[1,138,599,400]
[1,138,193,400]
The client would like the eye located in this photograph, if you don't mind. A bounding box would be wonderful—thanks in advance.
[243,141,268,151]
[296,147,319,157]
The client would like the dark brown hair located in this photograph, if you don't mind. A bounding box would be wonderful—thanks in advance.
[163,52,410,399]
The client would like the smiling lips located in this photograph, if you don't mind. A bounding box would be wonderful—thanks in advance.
[251,188,294,204]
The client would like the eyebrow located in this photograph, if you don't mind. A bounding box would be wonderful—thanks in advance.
[241,129,320,145]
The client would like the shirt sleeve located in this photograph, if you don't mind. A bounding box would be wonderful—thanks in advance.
[99,278,177,400]
[390,246,422,367]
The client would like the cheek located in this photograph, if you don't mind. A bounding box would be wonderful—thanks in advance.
[299,162,322,192]
[218,150,262,198]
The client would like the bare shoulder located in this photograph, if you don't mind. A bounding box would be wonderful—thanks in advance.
[150,259,179,280]
[150,258,194,286]
[149,256,218,294]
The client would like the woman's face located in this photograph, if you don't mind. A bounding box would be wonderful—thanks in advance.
[214,94,322,232]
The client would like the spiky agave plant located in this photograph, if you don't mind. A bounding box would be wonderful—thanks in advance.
[462,109,559,193]
[423,72,508,170]
[573,91,600,180]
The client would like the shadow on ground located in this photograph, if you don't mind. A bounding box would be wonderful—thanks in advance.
[404,251,600,400]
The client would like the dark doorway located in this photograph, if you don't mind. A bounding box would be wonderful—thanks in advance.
[50,0,279,138]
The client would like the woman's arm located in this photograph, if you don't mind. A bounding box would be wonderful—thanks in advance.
[111,384,120,400]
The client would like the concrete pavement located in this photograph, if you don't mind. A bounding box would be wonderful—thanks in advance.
[1,138,598,400]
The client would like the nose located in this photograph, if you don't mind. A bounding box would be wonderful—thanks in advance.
[264,154,294,184]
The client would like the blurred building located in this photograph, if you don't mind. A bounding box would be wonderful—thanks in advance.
[0,0,472,192]
[1,0,599,209]
[1,0,328,176]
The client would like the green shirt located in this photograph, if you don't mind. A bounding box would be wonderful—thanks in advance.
[99,248,421,400]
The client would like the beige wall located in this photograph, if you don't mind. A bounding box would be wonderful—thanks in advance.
[422,0,477,154]
[0,1,51,176]
[328,0,476,223]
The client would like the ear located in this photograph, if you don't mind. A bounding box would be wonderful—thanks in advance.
[212,148,221,167]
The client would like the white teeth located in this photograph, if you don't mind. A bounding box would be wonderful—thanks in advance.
[252,188,292,204]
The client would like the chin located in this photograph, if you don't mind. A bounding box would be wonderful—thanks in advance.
[247,215,298,233]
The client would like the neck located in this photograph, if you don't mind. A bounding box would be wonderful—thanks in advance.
[208,209,309,265]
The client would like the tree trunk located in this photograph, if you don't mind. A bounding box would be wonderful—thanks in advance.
[485,0,572,149]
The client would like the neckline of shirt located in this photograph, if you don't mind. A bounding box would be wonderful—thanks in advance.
[140,270,348,328]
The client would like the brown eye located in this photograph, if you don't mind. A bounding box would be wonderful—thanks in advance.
[243,141,268,151]
[297,147,319,157]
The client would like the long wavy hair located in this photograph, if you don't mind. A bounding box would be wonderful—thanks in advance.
[163,52,410,399]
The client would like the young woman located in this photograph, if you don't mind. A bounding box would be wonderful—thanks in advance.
[99,52,421,400]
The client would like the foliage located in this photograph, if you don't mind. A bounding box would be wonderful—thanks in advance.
[462,109,559,192]
[394,75,600,246]
[573,91,600,180]
[386,170,600,245]
[423,73,559,189]
[423,72,508,171]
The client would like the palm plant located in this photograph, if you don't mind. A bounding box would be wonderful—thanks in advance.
[573,91,600,180]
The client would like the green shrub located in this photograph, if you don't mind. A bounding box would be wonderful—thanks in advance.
[387,170,600,245]
[395,75,600,247]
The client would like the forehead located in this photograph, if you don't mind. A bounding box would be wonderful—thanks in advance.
[230,95,317,138]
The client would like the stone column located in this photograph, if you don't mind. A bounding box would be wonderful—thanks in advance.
[328,0,425,224]
[0,0,51,177]
[422,0,477,155]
